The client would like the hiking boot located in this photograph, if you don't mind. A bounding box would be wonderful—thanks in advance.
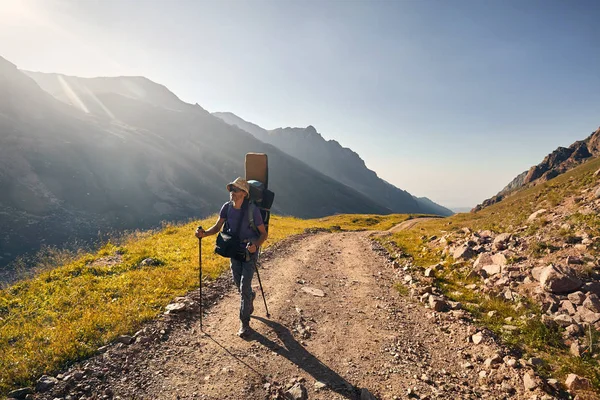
[237,321,251,338]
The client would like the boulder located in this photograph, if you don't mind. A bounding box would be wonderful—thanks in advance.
[583,293,600,313]
[565,373,591,391]
[577,307,600,324]
[482,264,502,276]
[568,291,586,306]
[285,383,308,400]
[491,253,508,266]
[531,266,547,281]
[539,265,582,294]
[553,314,575,327]
[473,253,493,268]
[493,233,511,251]
[35,375,58,393]
[560,300,577,316]
[527,209,547,222]
[453,244,476,260]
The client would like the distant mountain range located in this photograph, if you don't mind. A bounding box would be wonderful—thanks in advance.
[213,112,452,216]
[473,126,600,211]
[0,55,450,277]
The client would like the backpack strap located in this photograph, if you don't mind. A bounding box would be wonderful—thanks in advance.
[248,202,259,235]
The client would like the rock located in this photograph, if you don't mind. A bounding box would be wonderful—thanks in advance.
[117,335,135,345]
[567,256,584,265]
[360,388,377,400]
[424,268,435,277]
[140,257,161,266]
[453,245,476,260]
[314,381,327,390]
[531,266,547,281]
[472,332,484,344]
[474,253,493,269]
[7,388,34,399]
[565,374,591,391]
[565,324,583,337]
[491,253,508,266]
[504,357,518,368]
[568,291,586,305]
[36,375,58,393]
[429,296,449,312]
[583,293,600,312]
[285,383,308,400]
[482,264,502,276]
[570,342,583,357]
[553,314,575,327]
[596,186,600,199]
[493,233,511,251]
[594,168,600,177]
[301,287,325,297]
[523,372,538,390]
[560,300,577,315]
[539,265,583,294]
[528,209,547,222]
[484,354,502,369]
[577,307,600,324]
[165,302,187,313]
[583,282,600,296]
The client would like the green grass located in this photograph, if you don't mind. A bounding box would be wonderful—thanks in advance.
[0,213,413,395]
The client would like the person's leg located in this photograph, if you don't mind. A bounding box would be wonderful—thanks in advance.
[238,255,256,331]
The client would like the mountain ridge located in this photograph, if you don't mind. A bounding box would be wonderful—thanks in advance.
[213,112,453,216]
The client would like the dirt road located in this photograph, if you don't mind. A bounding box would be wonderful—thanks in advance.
[38,231,542,400]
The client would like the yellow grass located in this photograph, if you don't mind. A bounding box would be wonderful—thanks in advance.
[0,213,410,394]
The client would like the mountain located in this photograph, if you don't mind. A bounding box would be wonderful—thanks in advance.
[473,127,600,211]
[213,112,453,216]
[0,58,391,276]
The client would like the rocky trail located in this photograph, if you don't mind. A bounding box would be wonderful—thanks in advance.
[32,230,552,400]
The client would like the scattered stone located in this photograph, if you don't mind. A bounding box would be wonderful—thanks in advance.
[577,307,600,324]
[491,253,508,266]
[523,372,538,390]
[7,388,34,399]
[504,357,518,368]
[472,332,484,344]
[539,265,582,294]
[568,291,586,306]
[360,388,377,400]
[165,302,187,313]
[424,268,435,277]
[583,293,600,313]
[529,357,544,367]
[429,296,449,312]
[301,287,325,297]
[493,233,511,251]
[527,209,547,222]
[36,375,58,392]
[567,256,584,265]
[314,381,327,390]
[565,324,583,337]
[453,244,476,260]
[482,264,502,276]
[140,257,161,266]
[117,335,135,345]
[565,373,591,391]
[484,354,502,369]
[474,253,493,269]
[596,186,600,199]
[560,300,577,316]
[553,314,575,327]
[570,342,583,357]
[285,383,308,400]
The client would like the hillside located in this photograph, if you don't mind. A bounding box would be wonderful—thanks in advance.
[474,127,600,211]
[0,58,393,275]
[213,112,453,216]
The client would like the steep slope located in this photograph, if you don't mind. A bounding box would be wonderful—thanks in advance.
[0,60,390,275]
[214,112,453,216]
[474,127,600,211]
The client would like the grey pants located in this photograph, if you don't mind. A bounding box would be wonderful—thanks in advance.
[230,253,257,324]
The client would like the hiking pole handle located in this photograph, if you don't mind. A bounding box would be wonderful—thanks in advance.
[198,226,203,330]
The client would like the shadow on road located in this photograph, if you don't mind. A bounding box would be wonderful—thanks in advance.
[250,315,358,399]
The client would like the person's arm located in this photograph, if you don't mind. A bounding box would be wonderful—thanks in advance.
[195,216,225,238]
[247,224,267,253]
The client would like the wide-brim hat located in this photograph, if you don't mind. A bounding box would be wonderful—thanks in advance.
[226,177,249,198]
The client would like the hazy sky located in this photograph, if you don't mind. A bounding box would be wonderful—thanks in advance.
[2,0,600,208]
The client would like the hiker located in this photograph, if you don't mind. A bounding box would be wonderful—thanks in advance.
[195,177,268,337]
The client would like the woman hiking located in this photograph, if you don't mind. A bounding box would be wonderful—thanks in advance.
[195,177,268,337]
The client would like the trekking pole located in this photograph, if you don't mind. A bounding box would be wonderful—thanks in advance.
[198,226,203,330]
[254,249,270,318]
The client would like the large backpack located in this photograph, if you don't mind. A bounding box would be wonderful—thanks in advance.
[245,153,274,235]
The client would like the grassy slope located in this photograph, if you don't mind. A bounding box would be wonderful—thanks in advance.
[0,213,410,394]
[379,156,600,393]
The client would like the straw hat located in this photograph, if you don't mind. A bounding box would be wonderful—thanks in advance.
[226,177,249,198]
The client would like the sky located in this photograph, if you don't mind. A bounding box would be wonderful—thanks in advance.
[1,0,600,209]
